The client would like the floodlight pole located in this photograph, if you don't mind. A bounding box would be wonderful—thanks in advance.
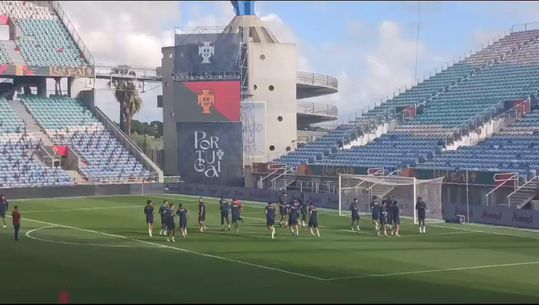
[338,174,342,216]
[466,169,470,223]
[413,177,417,225]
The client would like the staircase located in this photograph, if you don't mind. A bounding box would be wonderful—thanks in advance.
[65,169,86,184]
[9,99,53,146]
[1,40,26,66]
[508,176,537,208]
[370,184,395,199]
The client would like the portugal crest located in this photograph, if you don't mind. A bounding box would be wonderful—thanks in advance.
[197,89,215,114]
[198,41,214,64]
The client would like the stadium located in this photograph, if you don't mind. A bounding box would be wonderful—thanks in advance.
[0,1,538,303]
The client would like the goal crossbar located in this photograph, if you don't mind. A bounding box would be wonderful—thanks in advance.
[338,174,444,224]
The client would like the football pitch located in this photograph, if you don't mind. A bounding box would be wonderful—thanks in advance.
[1,195,539,303]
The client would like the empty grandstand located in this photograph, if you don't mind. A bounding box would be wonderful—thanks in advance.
[0,1,162,190]
[275,29,539,179]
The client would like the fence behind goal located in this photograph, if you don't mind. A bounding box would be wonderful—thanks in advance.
[338,174,444,224]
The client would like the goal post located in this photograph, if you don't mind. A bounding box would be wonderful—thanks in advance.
[338,174,444,224]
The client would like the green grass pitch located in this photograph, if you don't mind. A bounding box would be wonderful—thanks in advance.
[1,194,538,303]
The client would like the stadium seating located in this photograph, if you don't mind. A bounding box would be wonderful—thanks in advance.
[0,98,73,188]
[0,43,12,64]
[16,19,88,67]
[0,134,73,188]
[21,95,99,134]
[21,95,154,183]
[276,29,539,172]
[0,97,25,133]
[0,1,56,20]
[417,109,539,177]
[315,134,443,169]
[0,1,89,67]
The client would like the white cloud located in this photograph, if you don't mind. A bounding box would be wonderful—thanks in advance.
[57,2,447,126]
[60,1,180,67]
[305,20,436,121]
[257,12,312,71]
[183,1,233,28]
[58,1,181,123]
[471,29,508,50]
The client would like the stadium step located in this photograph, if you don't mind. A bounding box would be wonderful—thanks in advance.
[509,184,537,208]
[1,40,26,66]
[65,169,87,184]
[370,184,394,199]
[9,98,53,146]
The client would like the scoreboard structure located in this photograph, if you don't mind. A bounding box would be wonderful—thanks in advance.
[164,31,244,186]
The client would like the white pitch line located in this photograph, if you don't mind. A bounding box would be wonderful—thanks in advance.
[242,216,327,228]
[431,224,539,241]
[342,230,474,237]
[343,229,375,236]
[25,225,156,248]
[13,216,327,282]
[22,205,139,213]
[327,261,539,281]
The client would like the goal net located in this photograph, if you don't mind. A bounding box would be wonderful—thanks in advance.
[338,174,444,224]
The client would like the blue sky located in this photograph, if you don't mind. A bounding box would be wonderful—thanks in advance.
[63,1,539,123]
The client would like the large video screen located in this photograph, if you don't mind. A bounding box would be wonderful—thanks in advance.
[177,122,243,186]
[174,33,241,81]
[173,81,240,122]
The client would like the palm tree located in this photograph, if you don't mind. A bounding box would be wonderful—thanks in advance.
[107,65,142,135]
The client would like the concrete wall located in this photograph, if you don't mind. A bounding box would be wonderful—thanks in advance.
[162,40,298,171]
[443,203,539,229]
[69,77,91,100]
[161,47,177,175]
[343,121,394,149]
[1,183,165,200]
[247,42,297,162]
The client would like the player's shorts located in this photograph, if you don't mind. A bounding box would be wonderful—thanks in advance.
[0,211,5,217]
[279,209,287,216]
[379,216,386,225]
[371,212,379,220]
[308,219,318,228]
[179,220,187,229]
[198,215,205,222]
[266,218,275,226]
[351,214,360,221]
[160,216,165,225]
[288,217,298,226]
[393,216,400,225]
[146,217,154,225]
[232,215,240,223]
[167,221,176,229]
[418,213,426,221]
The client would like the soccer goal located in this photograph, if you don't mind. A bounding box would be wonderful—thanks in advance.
[338,174,444,224]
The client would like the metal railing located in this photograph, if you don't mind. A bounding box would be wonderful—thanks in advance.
[297,101,338,117]
[296,71,338,90]
[442,101,506,146]
[93,106,164,182]
[51,1,94,66]
[257,164,287,189]
[436,32,539,146]
[507,175,538,207]
[270,165,297,190]
[511,22,539,33]
[485,172,519,206]
[86,172,161,186]
[174,26,227,35]
[94,65,161,81]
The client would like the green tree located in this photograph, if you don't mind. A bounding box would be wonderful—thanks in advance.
[107,65,143,135]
